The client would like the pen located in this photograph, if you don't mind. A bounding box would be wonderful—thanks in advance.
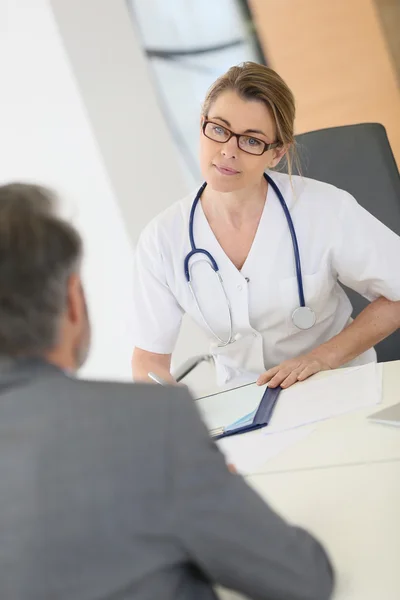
[209,426,225,438]
[148,372,168,386]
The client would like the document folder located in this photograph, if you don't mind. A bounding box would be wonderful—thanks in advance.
[210,385,282,440]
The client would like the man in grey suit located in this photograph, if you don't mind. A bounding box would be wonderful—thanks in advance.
[0,183,334,599]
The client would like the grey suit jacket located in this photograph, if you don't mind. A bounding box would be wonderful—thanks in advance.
[0,359,334,600]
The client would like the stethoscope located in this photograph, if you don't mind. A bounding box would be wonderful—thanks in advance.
[184,172,316,346]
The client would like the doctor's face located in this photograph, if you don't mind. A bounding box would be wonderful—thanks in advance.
[199,90,283,193]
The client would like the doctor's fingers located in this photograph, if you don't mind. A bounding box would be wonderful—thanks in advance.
[256,365,280,386]
[279,361,327,389]
[257,362,303,387]
[279,361,324,388]
[279,367,309,389]
[261,359,323,389]
[296,362,324,382]
[271,363,319,389]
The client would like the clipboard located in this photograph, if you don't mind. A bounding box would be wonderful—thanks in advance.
[209,386,282,440]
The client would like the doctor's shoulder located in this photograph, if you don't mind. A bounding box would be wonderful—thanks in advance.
[283,172,358,217]
[137,191,194,252]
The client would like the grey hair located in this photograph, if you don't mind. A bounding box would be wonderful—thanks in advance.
[0,183,82,356]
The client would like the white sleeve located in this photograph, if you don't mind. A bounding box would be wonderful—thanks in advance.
[132,226,184,354]
[332,191,400,302]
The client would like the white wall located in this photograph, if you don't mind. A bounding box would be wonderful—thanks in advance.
[49,0,215,393]
[49,0,190,242]
[1,0,212,391]
[0,0,135,381]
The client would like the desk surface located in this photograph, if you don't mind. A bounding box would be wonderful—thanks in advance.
[198,361,400,475]
[246,460,400,600]
[212,362,400,600]
[219,461,400,600]
[255,360,400,475]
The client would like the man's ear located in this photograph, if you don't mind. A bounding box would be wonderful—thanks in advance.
[66,273,83,325]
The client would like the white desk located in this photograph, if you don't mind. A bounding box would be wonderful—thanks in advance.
[209,361,400,600]
[254,360,400,475]
[247,461,399,600]
[197,361,400,475]
[218,461,400,600]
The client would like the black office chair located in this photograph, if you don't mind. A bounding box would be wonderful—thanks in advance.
[174,123,400,381]
[290,123,400,362]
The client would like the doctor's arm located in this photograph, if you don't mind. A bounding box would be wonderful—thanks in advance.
[257,297,400,388]
[131,348,176,384]
[258,193,400,389]
[132,228,184,384]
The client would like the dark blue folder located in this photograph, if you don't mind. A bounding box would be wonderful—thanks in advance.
[210,385,282,440]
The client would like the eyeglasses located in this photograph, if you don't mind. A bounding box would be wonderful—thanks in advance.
[202,120,280,156]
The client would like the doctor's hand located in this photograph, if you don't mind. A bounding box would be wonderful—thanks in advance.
[256,353,332,389]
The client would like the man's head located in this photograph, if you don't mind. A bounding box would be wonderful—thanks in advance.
[0,183,91,371]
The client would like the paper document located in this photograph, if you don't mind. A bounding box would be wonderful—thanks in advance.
[264,362,382,434]
[217,426,315,475]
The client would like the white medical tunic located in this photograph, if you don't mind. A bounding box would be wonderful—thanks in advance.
[132,171,400,386]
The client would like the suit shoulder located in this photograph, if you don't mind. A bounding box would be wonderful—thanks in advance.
[63,376,191,414]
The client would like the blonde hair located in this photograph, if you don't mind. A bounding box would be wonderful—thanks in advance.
[202,62,300,177]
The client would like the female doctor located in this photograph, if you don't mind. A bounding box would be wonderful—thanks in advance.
[131,62,400,389]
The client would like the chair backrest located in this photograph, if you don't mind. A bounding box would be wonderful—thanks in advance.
[289,123,400,362]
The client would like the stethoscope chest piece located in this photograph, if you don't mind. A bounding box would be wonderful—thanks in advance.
[291,306,316,330]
